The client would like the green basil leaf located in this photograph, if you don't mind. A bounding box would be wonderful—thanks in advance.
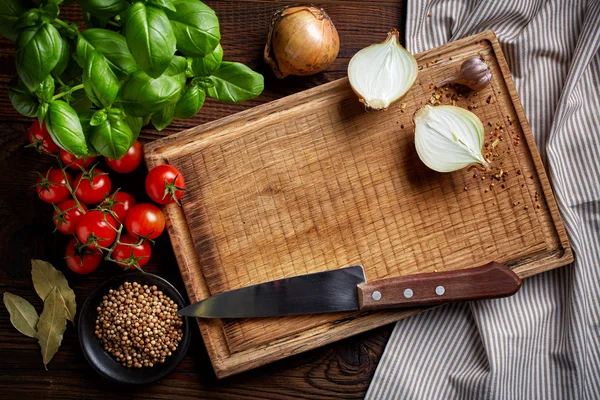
[83,50,120,108]
[125,2,175,78]
[90,109,107,126]
[119,70,182,114]
[16,23,63,92]
[35,75,55,103]
[174,85,204,119]
[70,89,93,113]
[191,43,222,77]
[151,103,175,131]
[45,100,88,156]
[15,9,41,30]
[119,102,153,118]
[90,112,135,159]
[164,55,188,88]
[125,114,143,138]
[37,102,49,124]
[147,0,176,12]
[78,110,95,136]
[0,0,33,40]
[52,37,71,78]
[40,3,60,22]
[192,76,213,89]
[206,61,264,103]
[142,114,152,127]
[8,77,39,117]
[76,0,129,18]
[166,0,219,58]
[77,29,136,79]
[58,57,83,87]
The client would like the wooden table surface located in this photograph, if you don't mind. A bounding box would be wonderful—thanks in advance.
[0,1,405,398]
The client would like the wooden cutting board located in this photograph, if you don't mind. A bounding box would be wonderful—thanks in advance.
[144,31,572,378]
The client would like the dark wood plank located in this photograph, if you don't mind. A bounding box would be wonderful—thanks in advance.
[0,0,405,398]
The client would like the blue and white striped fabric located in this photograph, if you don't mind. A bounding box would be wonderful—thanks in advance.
[366,1,600,398]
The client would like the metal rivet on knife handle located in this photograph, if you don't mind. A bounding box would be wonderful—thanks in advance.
[371,291,382,301]
[356,262,521,312]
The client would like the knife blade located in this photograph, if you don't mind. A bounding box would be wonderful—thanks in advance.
[178,262,521,318]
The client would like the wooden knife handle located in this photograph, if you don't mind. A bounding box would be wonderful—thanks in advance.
[357,262,521,310]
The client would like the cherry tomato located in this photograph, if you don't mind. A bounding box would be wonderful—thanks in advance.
[53,199,87,235]
[28,121,59,153]
[101,191,137,225]
[125,203,165,240]
[76,210,118,249]
[112,233,152,269]
[65,238,103,274]
[36,169,73,204]
[145,165,186,205]
[74,168,112,204]
[105,141,143,174]
[60,149,97,170]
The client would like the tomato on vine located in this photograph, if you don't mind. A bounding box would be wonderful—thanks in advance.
[65,238,103,274]
[60,149,97,170]
[101,191,137,225]
[112,233,152,270]
[105,140,144,174]
[74,167,112,204]
[35,168,72,204]
[125,203,165,240]
[28,121,59,154]
[53,199,87,235]
[76,210,118,249]
[145,165,186,205]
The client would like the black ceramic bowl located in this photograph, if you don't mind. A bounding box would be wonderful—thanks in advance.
[78,272,191,385]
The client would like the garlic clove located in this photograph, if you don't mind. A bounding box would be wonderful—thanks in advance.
[414,105,489,173]
[435,56,492,91]
[348,29,418,110]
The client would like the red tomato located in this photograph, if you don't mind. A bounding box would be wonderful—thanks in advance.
[65,238,103,274]
[53,199,87,235]
[125,203,165,240]
[105,141,143,174]
[76,210,118,249]
[28,121,59,153]
[101,191,137,225]
[36,169,73,204]
[60,149,97,170]
[112,233,152,269]
[145,165,186,205]
[74,168,112,204]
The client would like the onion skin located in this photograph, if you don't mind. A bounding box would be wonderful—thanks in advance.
[264,6,340,78]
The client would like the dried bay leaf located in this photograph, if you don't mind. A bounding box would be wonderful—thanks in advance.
[31,259,77,323]
[37,287,67,370]
[3,292,39,338]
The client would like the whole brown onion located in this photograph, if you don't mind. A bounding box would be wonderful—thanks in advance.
[264,6,340,79]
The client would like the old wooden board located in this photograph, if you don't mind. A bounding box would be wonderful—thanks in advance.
[144,31,572,378]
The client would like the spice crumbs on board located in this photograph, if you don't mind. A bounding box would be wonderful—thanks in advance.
[95,282,184,368]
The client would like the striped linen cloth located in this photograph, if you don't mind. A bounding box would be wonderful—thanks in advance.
[366,0,600,399]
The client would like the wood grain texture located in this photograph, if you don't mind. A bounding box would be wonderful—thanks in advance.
[358,262,522,310]
[145,31,573,378]
[0,1,407,398]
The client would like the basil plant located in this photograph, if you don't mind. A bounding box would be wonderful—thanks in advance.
[2,0,264,158]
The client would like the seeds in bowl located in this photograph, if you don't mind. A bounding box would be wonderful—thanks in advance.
[94,281,184,368]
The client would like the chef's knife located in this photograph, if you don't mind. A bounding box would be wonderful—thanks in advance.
[178,262,521,318]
